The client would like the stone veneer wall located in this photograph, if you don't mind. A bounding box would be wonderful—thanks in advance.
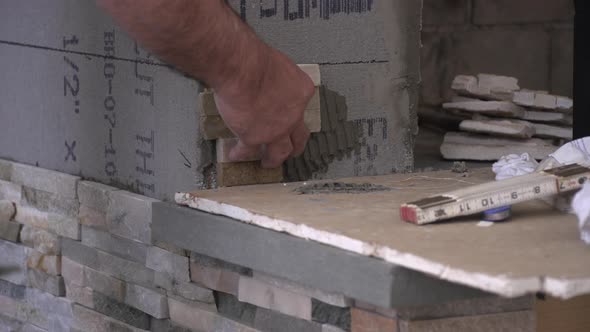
[0,159,536,332]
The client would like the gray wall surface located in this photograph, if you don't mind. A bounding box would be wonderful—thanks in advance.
[0,0,421,200]
[420,0,574,108]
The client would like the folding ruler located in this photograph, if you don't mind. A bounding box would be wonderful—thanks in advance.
[401,163,590,225]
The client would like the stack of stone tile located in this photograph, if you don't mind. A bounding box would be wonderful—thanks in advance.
[439,74,574,161]
[0,158,537,331]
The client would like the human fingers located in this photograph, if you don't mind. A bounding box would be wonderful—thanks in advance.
[228,139,262,162]
[261,136,293,169]
[289,121,310,158]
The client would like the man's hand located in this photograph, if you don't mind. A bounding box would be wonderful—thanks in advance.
[98,0,312,168]
[215,47,314,168]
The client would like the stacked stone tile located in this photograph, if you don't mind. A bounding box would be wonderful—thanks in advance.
[439,74,574,161]
[0,158,536,331]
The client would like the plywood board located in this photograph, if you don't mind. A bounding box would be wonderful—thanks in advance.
[176,169,590,299]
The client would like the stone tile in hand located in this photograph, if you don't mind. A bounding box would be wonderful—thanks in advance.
[0,279,26,300]
[0,179,22,201]
[254,272,351,308]
[398,310,534,332]
[238,276,312,320]
[15,206,79,240]
[168,296,258,332]
[11,163,79,199]
[26,268,65,296]
[106,190,158,244]
[125,283,169,319]
[0,220,22,243]
[147,246,190,283]
[254,307,322,332]
[26,250,61,276]
[0,239,29,285]
[19,224,60,255]
[72,304,149,332]
[154,272,214,304]
[351,307,398,332]
[81,225,147,264]
[20,186,79,218]
[77,181,118,212]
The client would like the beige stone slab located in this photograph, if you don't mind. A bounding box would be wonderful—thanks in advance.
[531,123,573,140]
[451,74,518,101]
[217,138,262,164]
[459,119,535,138]
[513,90,573,113]
[440,132,557,161]
[442,101,525,118]
[299,64,321,86]
[522,110,572,125]
[176,168,590,299]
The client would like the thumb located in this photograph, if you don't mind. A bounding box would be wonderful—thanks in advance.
[228,139,262,162]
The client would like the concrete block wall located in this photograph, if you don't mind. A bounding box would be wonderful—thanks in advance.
[421,0,575,108]
[0,1,422,201]
[0,159,536,331]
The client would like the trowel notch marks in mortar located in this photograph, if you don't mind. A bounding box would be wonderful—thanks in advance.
[175,192,586,300]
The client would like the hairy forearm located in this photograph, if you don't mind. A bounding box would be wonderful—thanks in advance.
[97,0,268,90]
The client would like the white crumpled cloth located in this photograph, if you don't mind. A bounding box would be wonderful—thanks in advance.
[492,153,539,180]
[573,183,590,244]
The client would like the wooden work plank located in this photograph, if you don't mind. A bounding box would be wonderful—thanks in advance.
[536,295,590,332]
[176,168,590,299]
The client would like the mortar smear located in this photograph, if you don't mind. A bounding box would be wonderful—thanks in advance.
[295,182,392,195]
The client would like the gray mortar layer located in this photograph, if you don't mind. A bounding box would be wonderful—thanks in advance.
[0,1,421,200]
[286,87,360,182]
[295,182,391,195]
